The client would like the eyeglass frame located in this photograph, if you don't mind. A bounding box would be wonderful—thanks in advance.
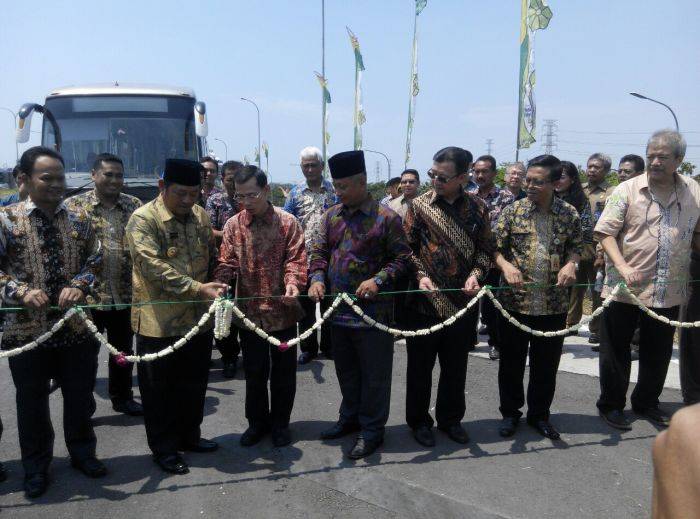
[426,169,462,184]
[232,190,265,201]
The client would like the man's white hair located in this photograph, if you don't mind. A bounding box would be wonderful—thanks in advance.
[647,129,687,160]
[299,146,324,163]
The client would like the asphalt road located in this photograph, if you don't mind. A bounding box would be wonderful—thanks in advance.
[0,333,682,518]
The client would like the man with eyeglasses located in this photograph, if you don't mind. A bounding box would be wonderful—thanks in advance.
[402,146,492,447]
[66,153,144,417]
[205,160,244,378]
[284,147,338,365]
[387,169,420,219]
[468,155,515,361]
[595,130,700,431]
[504,162,527,200]
[215,165,307,448]
[199,157,222,207]
[309,150,411,459]
[493,154,582,440]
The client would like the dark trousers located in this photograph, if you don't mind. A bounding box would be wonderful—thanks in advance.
[136,332,212,456]
[92,308,135,402]
[480,269,502,347]
[240,327,297,430]
[7,332,98,475]
[331,325,393,441]
[680,254,700,405]
[567,258,602,334]
[299,295,332,356]
[215,324,241,364]
[498,312,566,422]
[405,308,478,429]
[597,302,678,412]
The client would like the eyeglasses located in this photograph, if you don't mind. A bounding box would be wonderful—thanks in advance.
[427,169,459,184]
[524,177,550,187]
[233,191,264,201]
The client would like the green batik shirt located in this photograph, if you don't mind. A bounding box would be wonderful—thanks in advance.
[493,197,583,316]
[66,190,142,307]
[125,195,218,337]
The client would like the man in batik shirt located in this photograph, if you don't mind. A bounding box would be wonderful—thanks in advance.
[493,155,581,441]
[468,154,515,360]
[0,147,104,498]
[67,153,143,416]
[206,160,243,378]
[309,150,411,460]
[199,156,222,207]
[284,146,337,364]
[215,165,307,448]
[403,147,492,448]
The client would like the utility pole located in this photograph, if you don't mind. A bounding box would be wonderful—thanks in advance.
[542,119,558,154]
[486,138,494,155]
[374,161,381,183]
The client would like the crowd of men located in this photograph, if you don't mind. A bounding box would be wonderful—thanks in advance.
[0,128,698,501]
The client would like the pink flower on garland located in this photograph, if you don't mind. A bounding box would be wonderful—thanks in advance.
[115,352,129,367]
[278,342,290,352]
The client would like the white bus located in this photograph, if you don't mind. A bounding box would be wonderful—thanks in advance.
[16,83,209,200]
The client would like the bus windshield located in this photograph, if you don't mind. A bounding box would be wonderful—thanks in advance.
[43,95,198,178]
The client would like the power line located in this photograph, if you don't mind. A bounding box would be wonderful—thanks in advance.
[560,130,700,135]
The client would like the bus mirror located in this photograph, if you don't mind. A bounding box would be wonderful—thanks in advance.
[195,101,208,137]
[17,103,40,143]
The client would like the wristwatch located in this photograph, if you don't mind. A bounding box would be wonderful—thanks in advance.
[373,276,383,286]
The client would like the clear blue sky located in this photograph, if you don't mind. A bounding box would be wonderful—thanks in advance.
[1,0,699,181]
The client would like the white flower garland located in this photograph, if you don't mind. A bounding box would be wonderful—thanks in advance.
[2,282,700,362]
[0,307,80,359]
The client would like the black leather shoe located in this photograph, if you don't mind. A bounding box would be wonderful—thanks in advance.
[0,461,6,483]
[633,406,671,427]
[272,428,291,447]
[489,346,500,360]
[438,424,470,444]
[71,456,107,478]
[528,420,560,440]
[112,399,144,416]
[181,438,219,453]
[599,409,632,431]
[298,351,316,365]
[154,454,189,475]
[222,359,237,379]
[347,436,383,459]
[498,417,519,437]
[320,422,361,440]
[24,473,48,498]
[412,425,435,447]
[240,426,269,446]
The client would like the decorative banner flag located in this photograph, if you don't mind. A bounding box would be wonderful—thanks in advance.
[262,141,269,174]
[517,0,553,152]
[347,27,366,151]
[315,71,331,173]
[405,0,427,168]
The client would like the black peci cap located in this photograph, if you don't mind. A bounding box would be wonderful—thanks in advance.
[163,159,204,186]
[328,150,366,179]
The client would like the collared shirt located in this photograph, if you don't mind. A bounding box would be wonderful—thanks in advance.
[0,192,20,207]
[404,190,493,318]
[0,198,101,344]
[66,190,142,306]
[467,184,515,226]
[388,194,411,219]
[594,173,700,308]
[125,195,218,337]
[494,197,583,315]
[379,194,396,206]
[205,191,240,231]
[214,204,307,332]
[283,178,337,256]
[198,185,222,208]
[308,196,411,328]
[583,180,616,229]
[555,192,595,246]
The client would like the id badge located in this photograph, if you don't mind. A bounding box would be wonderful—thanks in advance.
[550,254,561,271]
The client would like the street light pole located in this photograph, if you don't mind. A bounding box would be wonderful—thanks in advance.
[213,138,228,162]
[0,107,19,163]
[629,92,679,131]
[364,149,391,180]
[241,97,262,168]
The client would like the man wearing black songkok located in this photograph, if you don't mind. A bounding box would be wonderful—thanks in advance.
[125,159,227,475]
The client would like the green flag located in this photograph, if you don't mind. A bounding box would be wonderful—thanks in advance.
[416,0,427,15]
[347,27,365,150]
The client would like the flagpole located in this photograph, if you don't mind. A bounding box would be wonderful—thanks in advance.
[321,0,327,174]
[515,0,526,162]
[405,10,418,169]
